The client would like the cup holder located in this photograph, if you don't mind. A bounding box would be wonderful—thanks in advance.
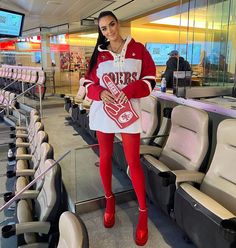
[158,171,176,186]
[6,170,15,178]
[79,109,86,114]
[2,225,16,238]
[220,218,236,242]
[8,155,16,162]
[9,134,16,139]
[8,143,16,149]
[72,104,78,108]
[4,192,14,202]
[65,97,71,103]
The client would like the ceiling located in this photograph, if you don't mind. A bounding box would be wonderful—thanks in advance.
[0,0,178,34]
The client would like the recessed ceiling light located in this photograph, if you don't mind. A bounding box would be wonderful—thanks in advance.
[47,1,61,5]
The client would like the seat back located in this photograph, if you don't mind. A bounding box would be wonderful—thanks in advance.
[35,159,62,222]
[17,159,61,244]
[200,119,236,215]
[34,142,54,190]
[57,211,89,248]
[160,105,209,171]
[75,85,86,100]
[30,130,49,159]
[140,95,160,145]
[37,70,46,85]
[29,70,38,84]
[24,70,31,82]
[28,121,44,144]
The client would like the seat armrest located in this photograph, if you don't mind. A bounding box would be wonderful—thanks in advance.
[140,145,162,157]
[16,142,30,148]
[16,154,32,160]
[64,93,76,98]
[16,221,50,235]
[172,170,205,186]
[143,154,170,172]
[16,169,35,176]
[18,243,49,248]
[16,190,39,199]
[15,126,27,131]
[16,133,28,138]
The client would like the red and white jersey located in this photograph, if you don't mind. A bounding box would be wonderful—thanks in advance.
[84,36,156,133]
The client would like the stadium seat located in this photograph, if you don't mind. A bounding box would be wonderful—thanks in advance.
[174,119,236,248]
[141,105,209,214]
[2,159,62,247]
[57,211,89,248]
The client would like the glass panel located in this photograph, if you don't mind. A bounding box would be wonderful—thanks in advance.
[177,0,235,91]
[74,141,133,202]
[48,32,96,95]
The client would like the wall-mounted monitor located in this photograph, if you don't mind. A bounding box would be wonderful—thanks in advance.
[146,42,201,65]
[177,43,201,65]
[146,43,175,65]
[0,8,25,38]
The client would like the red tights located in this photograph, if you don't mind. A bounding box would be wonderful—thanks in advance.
[96,131,146,210]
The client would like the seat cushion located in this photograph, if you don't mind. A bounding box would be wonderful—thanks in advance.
[16,160,28,170]
[180,183,235,220]
[16,176,29,192]
[17,200,37,244]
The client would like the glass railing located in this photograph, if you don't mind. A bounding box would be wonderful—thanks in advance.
[0,134,167,215]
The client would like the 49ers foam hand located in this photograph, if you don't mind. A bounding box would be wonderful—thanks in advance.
[102,74,139,129]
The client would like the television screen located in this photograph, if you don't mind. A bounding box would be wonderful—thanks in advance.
[0,8,25,38]
[146,43,175,65]
[177,43,201,65]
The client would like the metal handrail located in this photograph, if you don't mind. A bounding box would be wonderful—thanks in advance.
[2,79,19,91]
[0,83,43,118]
[0,149,70,212]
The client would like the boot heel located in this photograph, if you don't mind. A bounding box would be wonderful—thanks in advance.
[135,208,148,246]
[104,195,115,228]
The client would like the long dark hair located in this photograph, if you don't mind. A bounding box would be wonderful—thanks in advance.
[88,11,118,73]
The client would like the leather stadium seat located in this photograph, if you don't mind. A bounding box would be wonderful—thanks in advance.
[4,138,53,203]
[11,121,44,160]
[174,119,236,248]
[7,130,49,175]
[140,105,209,214]
[15,142,54,192]
[2,159,62,247]
[57,211,89,248]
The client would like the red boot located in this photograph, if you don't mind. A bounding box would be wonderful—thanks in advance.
[104,194,115,228]
[135,208,148,246]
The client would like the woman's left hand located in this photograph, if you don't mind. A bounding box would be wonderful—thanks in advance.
[116,91,128,104]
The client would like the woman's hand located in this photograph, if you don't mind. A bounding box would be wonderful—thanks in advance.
[100,90,115,103]
[116,91,128,104]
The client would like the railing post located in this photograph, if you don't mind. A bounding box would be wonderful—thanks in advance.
[21,81,25,104]
[39,85,43,118]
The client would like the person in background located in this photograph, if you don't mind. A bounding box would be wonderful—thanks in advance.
[84,10,156,246]
[163,49,191,88]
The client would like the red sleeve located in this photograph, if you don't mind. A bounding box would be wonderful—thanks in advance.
[84,64,105,101]
[122,46,156,99]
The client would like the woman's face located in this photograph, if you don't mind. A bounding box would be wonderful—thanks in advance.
[99,15,120,41]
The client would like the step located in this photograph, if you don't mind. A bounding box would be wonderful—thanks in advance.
[75,189,136,215]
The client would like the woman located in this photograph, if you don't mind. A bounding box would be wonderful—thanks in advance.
[84,11,156,246]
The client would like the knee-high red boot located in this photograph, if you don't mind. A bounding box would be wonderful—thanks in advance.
[135,208,148,246]
[104,194,115,228]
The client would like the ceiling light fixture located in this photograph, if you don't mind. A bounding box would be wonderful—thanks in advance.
[46,1,61,5]
[79,33,98,38]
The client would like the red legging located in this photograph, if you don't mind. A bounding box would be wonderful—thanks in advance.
[96,131,146,210]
